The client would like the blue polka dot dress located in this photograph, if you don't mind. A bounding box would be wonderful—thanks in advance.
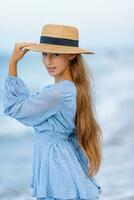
[3,75,102,200]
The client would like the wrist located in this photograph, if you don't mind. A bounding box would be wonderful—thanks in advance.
[9,60,18,76]
[9,60,18,68]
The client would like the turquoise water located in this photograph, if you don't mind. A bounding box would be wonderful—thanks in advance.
[0,47,134,199]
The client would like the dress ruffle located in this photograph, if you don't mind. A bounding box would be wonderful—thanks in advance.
[36,197,99,200]
[31,131,102,199]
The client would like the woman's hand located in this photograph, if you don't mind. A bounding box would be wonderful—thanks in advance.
[9,42,36,76]
[9,42,36,64]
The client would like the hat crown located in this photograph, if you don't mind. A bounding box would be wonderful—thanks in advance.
[25,23,95,54]
[41,24,79,40]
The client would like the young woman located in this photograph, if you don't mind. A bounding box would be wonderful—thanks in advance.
[3,24,103,200]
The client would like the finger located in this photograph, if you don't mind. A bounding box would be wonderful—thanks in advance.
[22,43,37,48]
[21,48,29,52]
[16,43,37,48]
[16,42,37,45]
[22,49,29,54]
[21,44,37,50]
[21,44,38,51]
[19,43,37,51]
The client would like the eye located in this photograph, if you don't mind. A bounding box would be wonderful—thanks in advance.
[53,53,60,56]
[42,52,47,56]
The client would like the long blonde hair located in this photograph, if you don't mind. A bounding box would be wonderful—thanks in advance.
[69,54,103,177]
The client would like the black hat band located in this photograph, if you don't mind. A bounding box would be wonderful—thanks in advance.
[40,36,79,47]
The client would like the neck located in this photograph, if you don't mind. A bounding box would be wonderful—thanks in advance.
[54,67,73,83]
[55,76,73,83]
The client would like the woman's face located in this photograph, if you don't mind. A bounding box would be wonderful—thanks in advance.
[42,52,75,77]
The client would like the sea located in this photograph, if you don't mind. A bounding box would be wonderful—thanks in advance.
[0,46,134,200]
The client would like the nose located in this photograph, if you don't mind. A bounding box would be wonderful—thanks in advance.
[45,54,52,65]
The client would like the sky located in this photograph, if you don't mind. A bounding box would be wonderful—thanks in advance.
[1,0,134,53]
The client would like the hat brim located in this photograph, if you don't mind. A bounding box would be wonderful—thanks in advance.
[23,43,95,54]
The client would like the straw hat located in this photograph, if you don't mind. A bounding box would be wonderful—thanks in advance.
[24,24,95,54]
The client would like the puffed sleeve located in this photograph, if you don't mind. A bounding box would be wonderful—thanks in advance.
[3,75,62,126]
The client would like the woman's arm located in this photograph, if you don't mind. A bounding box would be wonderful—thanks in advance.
[9,60,17,76]
[3,42,62,127]
[3,76,62,126]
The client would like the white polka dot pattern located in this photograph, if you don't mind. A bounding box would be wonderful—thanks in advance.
[3,75,102,199]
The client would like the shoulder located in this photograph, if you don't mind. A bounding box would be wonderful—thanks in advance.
[41,81,76,103]
[43,81,76,95]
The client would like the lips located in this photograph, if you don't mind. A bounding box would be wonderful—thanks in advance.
[47,67,56,69]
[47,67,56,72]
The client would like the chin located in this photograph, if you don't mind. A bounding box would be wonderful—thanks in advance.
[48,73,56,77]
